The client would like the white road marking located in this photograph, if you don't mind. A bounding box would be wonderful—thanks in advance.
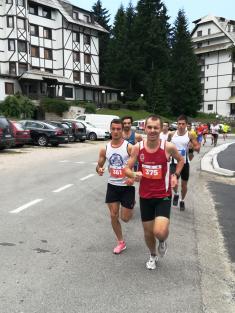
[75,161,85,164]
[91,162,97,165]
[10,199,43,214]
[80,174,95,181]
[59,160,70,163]
[52,184,74,193]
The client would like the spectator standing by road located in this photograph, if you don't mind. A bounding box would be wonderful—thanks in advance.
[125,115,184,270]
[96,119,135,254]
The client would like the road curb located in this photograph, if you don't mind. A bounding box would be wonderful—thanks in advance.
[201,142,235,177]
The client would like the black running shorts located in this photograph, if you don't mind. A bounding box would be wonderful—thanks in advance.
[140,197,172,222]
[105,183,135,209]
[170,163,190,181]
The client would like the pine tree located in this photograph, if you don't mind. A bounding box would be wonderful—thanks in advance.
[170,9,202,117]
[133,0,171,113]
[92,1,111,84]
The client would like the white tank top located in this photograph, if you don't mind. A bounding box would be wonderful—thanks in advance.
[106,140,130,186]
[171,131,190,164]
[160,132,169,141]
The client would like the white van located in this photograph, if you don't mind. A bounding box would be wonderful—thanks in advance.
[76,114,119,132]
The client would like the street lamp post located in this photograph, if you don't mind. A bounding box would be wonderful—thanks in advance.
[101,90,105,108]
[140,93,144,98]
[120,91,124,104]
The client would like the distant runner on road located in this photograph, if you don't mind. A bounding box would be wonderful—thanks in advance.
[168,115,200,211]
[210,121,220,147]
[122,116,142,144]
[160,121,170,141]
[125,115,184,270]
[96,119,135,255]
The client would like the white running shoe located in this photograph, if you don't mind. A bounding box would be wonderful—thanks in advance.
[158,241,167,258]
[146,255,158,270]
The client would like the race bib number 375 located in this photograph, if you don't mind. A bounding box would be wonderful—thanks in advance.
[142,164,162,179]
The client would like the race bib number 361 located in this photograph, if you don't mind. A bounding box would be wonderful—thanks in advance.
[110,167,125,178]
[142,164,162,179]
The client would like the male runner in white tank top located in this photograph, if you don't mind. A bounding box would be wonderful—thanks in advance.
[168,115,200,211]
[96,119,135,254]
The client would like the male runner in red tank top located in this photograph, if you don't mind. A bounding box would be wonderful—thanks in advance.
[125,115,184,270]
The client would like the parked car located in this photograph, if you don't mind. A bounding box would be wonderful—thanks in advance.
[10,121,31,147]
[47,121,73,142]
[169,122,177,131]
[0,116,14,150]
[76,114,119,132]
[78,121,110,141]
[62,119,87,142]
[132,120,145,131]
[19,120,68,147]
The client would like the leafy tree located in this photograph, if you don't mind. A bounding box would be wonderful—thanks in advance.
[170,9,202,116]
[92,1,111,85]
[15,94,35,118]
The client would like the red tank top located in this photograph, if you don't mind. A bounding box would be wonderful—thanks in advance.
[138,140,171,199]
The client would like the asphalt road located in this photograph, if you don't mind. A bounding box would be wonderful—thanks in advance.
[217,142,235,171]
[0,140,234,313]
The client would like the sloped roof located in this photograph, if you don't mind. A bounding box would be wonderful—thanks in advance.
[19,70,74,85]
[30,0,108,33]
[191,15,235,44]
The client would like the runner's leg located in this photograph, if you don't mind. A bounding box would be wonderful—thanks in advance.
[142,220,156,255]
[153,217,170,241]
[120,207,133,222]
[108,202,123,241]
[181,179,188,201]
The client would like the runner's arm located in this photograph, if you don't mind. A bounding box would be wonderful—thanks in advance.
[166,142,184,176]
[125,144,140,178]
[96,147,106,176]
[190,134,200,153]
[167,131,174,142]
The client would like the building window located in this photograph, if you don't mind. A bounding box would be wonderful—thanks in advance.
[232,87,235,96]
[63,87,73,98]
[29,4,38,15]
[84,34,91,45]
[17,0,25,6]
[31,46,39,57]
[8,39,15,51]
[18,40,27,52]
[42,7,51,19]
[197,30,202,37]
[231,103,235,114]
[206,89,208,93]
[73,32,80,42]
[208,104,213,111]
[208,28,211,35]
[44,48,52,60]
[32,66,40,71]
[19,63,27,75]
[44,27,52,39]
[30,24,39,36]
[84,15,90,23]
[207,65,209,69]
[84,72,91,84]
[73,11,79,20]
[73,52,80,62]
[207,41,210,45]
[6,0,13,3]
[9,62,16,75]
[45,68,53,73]
[197,42,202,48]
[17,18,26,30]
[84,53,91,64]
[206,77,209,81]
[7,16,14,28]
[73,71,80,81]
[5,83,14,95]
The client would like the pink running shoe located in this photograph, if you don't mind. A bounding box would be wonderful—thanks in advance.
[113,241,126,254]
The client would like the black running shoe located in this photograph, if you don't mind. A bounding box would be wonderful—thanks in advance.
[172,194,179,207]
[180,200,185,211]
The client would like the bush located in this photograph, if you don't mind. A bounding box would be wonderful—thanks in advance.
[108,101,121,110]
[41,98,69,116]
[0,94,35,118]
[84,102,96,113]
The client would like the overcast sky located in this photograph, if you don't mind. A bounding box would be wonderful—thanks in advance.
[71,0,235,29]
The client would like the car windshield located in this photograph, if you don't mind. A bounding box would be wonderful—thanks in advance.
[14,122,25,130]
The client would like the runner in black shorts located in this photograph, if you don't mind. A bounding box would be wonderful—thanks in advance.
[140,197,172,222]
[96,119,135,255]
[170,163,189,181]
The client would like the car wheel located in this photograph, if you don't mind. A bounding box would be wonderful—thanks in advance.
[37,135,48,146]
[88,132,97,141]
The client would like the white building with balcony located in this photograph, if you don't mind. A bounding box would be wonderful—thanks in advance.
[191,15,235,116]
[0,0,117,107]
